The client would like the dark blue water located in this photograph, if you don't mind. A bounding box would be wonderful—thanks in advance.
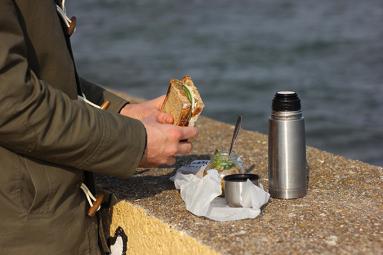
[68,0,383,166]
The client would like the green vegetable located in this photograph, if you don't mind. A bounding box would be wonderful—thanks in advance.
[182,85,193,104]
[211,150,236,170]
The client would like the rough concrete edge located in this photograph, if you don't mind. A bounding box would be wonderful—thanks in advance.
[109,201,220,255]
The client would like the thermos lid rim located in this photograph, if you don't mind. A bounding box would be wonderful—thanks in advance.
[272,91,301,111]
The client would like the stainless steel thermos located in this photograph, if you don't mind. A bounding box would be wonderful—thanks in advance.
[268,91,308,199]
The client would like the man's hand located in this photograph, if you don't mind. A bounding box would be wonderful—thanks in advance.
[139,117,198,167]
[120,95,173,124]
[120,95,198,167]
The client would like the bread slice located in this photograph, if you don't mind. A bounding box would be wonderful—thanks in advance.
[161,76,204,127]
[161,79,192,126]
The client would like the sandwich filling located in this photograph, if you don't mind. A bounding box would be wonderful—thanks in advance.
[182,84,196,115]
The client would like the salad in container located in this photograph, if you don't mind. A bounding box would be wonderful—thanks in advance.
[205,150,244,190]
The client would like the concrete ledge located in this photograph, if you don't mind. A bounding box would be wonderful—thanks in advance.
[97,93,383,254]
[109,201,218,255]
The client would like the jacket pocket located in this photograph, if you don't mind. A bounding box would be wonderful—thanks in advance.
[19,157,53,215]
[18,156,83,217]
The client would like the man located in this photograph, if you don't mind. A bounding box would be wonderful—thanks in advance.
[0,0,198,254]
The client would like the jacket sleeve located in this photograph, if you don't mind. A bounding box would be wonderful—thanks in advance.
[0,0,146,179]
[79,77,129,114]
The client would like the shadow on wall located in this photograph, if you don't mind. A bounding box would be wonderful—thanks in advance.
[95,154,210,200]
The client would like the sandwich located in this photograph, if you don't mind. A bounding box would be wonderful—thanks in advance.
[161,75,204,127]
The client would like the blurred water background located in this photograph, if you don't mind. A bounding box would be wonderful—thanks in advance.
[68,0,383,166]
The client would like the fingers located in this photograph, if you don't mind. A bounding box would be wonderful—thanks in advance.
[178,126,199,141]
[177,142,192,155]
[139,119,198,168]
[161,142,191,166]
[140,156,176,168]
[156,112,174,124]
[164,157,176,166]
[163,142,192,165]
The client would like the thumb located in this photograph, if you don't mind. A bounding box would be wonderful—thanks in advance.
[150,95,166,109]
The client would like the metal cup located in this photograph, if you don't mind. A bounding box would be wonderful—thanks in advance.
[223,174,260,207]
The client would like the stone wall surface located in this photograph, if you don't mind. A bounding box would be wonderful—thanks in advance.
[97,94,383,255]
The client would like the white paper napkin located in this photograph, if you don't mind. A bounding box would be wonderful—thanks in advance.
[172,161,270,221]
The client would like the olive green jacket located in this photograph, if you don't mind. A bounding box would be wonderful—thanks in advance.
[0,0,146,254]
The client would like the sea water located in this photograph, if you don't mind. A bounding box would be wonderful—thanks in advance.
[69,0,383,166]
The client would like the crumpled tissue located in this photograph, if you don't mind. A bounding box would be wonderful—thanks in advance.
[171,161,270,221]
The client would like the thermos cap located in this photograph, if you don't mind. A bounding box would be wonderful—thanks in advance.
[272,91,301,111]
